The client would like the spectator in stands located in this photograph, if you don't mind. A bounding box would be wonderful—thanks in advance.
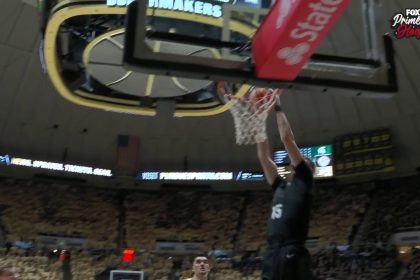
[0,268,18,280]
[3,242,12,255]
[186,256,210,280]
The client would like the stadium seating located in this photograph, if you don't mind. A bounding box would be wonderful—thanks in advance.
[0,253,62,280]
[0,183,119,249]
[238,184,371,252]
[125,192,244,252]
[359,178,420,243]
[400,247,420,280]
[1,176,420,279]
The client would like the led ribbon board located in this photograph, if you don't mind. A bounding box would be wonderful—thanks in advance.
[138,172,233,181]
[138,171,265,181]
[0,155,11,166]
[235,171,265,181]
[3,155,112,177]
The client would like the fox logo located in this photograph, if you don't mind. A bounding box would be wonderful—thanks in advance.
[271,204,283,220]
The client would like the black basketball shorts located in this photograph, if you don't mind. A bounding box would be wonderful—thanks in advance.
[262,244,313,280]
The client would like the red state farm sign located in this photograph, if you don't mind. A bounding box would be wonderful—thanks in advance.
[252,0,351,81]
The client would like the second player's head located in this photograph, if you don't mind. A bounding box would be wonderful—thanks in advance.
[303,156,316,175]
[192,256,210,279]
[286,157,316,181]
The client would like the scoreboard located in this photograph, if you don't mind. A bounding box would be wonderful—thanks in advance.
[273,144,334,178]
[334,128,395,177]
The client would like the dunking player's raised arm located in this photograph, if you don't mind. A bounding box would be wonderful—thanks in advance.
[272,90,304,168]
[256,140,278,186]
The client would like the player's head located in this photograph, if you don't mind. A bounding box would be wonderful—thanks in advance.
[191,256,210,278]
[0,268,18,280]
[303,156,316,175]
[286,157,316,181]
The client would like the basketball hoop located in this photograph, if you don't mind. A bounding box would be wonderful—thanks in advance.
[218,82,279,145]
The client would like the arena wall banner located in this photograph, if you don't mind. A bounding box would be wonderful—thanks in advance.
[37,234,87,249]
[155,241,204,254]
[391,231,420,246]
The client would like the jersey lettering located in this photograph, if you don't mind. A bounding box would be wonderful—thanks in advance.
[271,203,283,220]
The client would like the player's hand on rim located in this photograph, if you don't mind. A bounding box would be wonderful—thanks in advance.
[268,88,284,111]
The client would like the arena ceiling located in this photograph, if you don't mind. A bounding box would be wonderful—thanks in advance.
[0,0,419,184]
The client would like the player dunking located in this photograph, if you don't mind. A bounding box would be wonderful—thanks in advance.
[185,256,210,280]
[255,88,315,280]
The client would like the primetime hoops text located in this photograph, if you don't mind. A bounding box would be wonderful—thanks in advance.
[392,8,420,39]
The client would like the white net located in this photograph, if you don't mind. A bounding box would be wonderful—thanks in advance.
[224,88,277,145]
